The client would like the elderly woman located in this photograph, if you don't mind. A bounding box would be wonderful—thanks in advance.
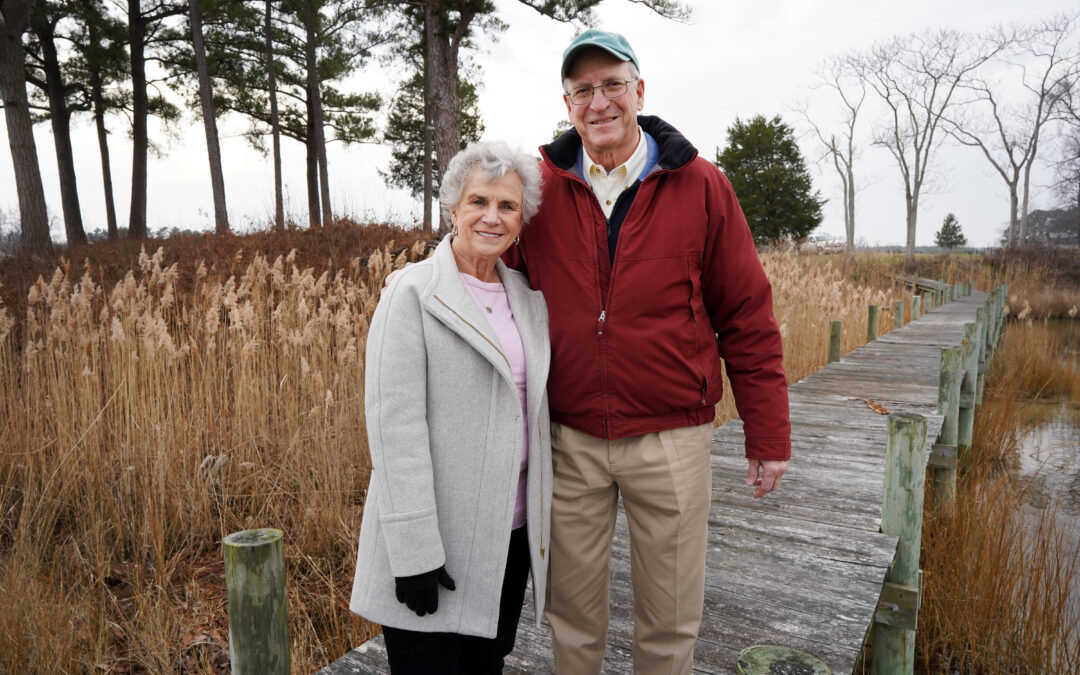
[349,140,550,674]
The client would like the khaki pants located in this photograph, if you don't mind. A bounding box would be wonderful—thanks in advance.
[545,422,713,675]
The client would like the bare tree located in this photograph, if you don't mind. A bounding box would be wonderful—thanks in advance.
[944,14,1078,246]
[188,0,229,233]
[858,28,1007,262]
[800,55,866,253]
[1053,66,1080,246]
[0,0,52,255]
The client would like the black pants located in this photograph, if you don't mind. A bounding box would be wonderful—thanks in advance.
[382,527,531,675]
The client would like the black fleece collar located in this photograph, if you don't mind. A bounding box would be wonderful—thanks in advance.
[542,114,699,173]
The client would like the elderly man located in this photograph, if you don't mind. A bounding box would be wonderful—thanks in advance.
[505,30,791,674]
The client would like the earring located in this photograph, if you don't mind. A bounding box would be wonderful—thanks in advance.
[514,237,519,245]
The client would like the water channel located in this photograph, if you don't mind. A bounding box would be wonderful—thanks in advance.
[1011,318,1080,642]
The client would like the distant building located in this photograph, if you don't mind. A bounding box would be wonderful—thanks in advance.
[1024,207,1080,247]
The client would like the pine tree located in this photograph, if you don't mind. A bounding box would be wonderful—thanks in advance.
[934,213,967,249]
[381,70,483,202]
[715,114,824,244]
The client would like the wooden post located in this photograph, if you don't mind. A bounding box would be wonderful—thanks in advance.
[872,413,928,675]
[996,284,1008,348]
[894,300,904,330]
[224,529,290,675]
[828,320,842,363]
[933,348,962,512]
[987,287,1003,355]
[974,307,987,405]
[868,305,879,342]
[957,323,978,461]
[911,295,921,320]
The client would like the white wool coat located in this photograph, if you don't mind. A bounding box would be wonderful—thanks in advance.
[349,236,552,638]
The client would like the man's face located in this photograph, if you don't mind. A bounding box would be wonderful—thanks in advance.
[563,49,644,166]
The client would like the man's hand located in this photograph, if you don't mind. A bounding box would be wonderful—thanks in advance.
[745,459,788,499]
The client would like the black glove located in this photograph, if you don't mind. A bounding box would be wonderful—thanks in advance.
[394,566,456,616]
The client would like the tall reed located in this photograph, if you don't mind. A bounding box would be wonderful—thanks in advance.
[0,242,427,672]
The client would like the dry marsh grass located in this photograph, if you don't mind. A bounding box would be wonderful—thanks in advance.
[3,234,1078,673]
[1,240,428,673]
[715,251,916,424]
[917,320,1080,673]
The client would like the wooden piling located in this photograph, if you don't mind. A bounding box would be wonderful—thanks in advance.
[912,295,921,320]
[975,307,988,405]
[868,305,879,342]
[829,320,842,363]
[872,413,928,675]
[932,348,962,511]
[957,322,978,460]
[894,300,904,330]
[224,529,290,675]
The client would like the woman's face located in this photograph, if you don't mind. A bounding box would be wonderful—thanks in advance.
[451,169,524,263]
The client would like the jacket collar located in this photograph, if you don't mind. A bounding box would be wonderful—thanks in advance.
[420,237,549,395]
[541,114,698,175]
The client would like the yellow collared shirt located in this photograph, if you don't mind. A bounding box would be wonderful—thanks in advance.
[583,127,647,219]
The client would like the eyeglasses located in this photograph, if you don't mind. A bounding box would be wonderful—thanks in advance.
[564,79,637,105]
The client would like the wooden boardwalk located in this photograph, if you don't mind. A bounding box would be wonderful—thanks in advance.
[322,288,990,675]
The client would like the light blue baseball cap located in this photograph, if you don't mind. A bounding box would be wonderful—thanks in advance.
[561,29,639,79]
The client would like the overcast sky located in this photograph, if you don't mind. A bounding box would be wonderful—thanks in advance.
[2,0,1077,247]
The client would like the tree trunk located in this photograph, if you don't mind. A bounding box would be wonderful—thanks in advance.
[189,0,229,234]
[303,0,331,227]
[1019,160,1034,245]
[89,53,118,240]
[1006,189,1018,247]
[0,0,52,255]
[905,197,918,264]
[422,2,434,233]
[845,161,855,252]
[34,10,86,245]
[425,4,461,235]
[304,102,319,228]
[127,0,148,239]
[265,0,283,231]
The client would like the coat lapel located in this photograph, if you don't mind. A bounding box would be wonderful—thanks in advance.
[503,268,550,420]
[422,238,513,382]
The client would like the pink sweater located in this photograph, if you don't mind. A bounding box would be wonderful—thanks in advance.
[461,273,529,529]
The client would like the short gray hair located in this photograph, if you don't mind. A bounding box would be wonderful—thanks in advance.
[439,141,543,225]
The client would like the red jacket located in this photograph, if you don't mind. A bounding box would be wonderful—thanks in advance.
[507,115,790,461]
